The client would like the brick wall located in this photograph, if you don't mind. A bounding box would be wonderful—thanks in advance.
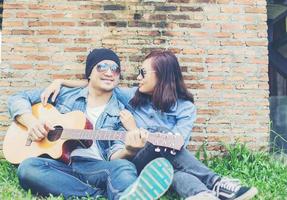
[0,0,269,154]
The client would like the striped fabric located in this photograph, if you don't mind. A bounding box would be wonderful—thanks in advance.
[120,158,174,200]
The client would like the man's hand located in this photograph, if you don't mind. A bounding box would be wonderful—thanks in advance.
[28,120,54,141]
[16,113,54,141]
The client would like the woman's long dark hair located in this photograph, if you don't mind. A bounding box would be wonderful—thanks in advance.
[130,50,194,112]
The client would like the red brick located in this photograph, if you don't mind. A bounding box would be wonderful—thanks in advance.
[16,12,41,18]
[220,6,241,13]
[28,21,50,27]
[4,3,26,9]
[11,64,33,70]
[11,30,34,35]
[64,47,87,52]
[37,30,61,35]
[245,7,266,13]
[3,21,24,27]
[25,55,49,61]
[28,4,51,10]
[51,22,76,26]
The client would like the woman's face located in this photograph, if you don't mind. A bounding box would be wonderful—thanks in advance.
[137,58,157,95]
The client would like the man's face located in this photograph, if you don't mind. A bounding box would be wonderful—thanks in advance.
[89,60,120,92]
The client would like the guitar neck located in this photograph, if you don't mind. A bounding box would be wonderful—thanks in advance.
[59,128,183,150]
[61,129,126,141]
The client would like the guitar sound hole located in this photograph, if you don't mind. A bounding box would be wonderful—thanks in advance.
[47,126,63,142]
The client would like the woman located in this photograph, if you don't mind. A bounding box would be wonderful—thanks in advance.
[42,50,257,200]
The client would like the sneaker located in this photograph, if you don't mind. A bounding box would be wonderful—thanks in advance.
[119,157,174,200]
[212,178,258,200]
[186,191,220,200]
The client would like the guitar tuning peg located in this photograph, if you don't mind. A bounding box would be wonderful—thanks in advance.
[164,148,167,152]
[155,147,161,152]
[170,149,177,155]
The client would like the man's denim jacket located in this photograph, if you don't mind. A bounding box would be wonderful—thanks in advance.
[8,86,125,161]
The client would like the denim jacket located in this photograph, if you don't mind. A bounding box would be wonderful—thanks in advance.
[8,86,125,160]
[114,87,197,147]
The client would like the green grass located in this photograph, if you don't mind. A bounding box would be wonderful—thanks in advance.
[1,143,287,200]
[205,143,287,200]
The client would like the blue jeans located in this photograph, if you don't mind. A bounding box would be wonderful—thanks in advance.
[17,156,138,200]
[131,143,220,198]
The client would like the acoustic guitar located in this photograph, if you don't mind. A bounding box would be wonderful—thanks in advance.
[3,103,184,164]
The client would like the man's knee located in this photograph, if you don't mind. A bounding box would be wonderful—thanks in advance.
[17,157,45,184]
[111,159,137,172]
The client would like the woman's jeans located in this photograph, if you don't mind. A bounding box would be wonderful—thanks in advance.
[132,143,220,198]
[17,156,137,200]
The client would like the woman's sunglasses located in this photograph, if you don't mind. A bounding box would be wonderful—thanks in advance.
[138,68,156,78]
[96,63,120,76]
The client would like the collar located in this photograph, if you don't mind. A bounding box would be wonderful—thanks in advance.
[75,87,89,100]
[169,101,178,112]
[77,87,121,117]
[104,93,121,116]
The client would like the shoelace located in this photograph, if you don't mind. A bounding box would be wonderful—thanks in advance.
[212,178,241,197]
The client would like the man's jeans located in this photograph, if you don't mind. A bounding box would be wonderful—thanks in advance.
[132,143,220,198]
[17,156,137,200]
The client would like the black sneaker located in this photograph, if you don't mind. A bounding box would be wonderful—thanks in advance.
[212,178,258,200]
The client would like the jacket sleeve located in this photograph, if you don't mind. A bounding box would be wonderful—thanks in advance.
[107,125,126,160]
[7,88,45,120]
[114,87,138,107]
[171,102,197,147]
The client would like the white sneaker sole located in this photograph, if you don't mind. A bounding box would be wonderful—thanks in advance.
[119,158,174,200]
[234,187,258,200]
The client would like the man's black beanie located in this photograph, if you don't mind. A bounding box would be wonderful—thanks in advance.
[85,48,120,79]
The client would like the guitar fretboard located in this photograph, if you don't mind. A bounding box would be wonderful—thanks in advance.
[61,129,126,141]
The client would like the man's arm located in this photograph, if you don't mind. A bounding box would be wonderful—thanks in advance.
[8,88,44,120]
[8,88,53,141]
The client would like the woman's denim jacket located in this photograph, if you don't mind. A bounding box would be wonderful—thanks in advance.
[114,87,197,148]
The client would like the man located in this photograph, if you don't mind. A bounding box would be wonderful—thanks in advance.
[7,48,173,200]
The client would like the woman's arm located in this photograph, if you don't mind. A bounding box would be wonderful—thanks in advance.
[41,79,88,105]
[171,102,197,147]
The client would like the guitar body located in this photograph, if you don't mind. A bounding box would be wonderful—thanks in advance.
[4,104,185,164]
[3,103,91,164]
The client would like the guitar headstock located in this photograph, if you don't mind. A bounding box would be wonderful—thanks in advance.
[146,131,184,151]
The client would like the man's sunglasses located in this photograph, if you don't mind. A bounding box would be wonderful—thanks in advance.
[138,68,156,78]
[96,63,120,76]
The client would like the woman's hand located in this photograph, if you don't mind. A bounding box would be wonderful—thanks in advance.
[41,79,63,106]
[41,79,88,106]
[124,128,148,154]
[110,128,148,160]
[119,109,137,131]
